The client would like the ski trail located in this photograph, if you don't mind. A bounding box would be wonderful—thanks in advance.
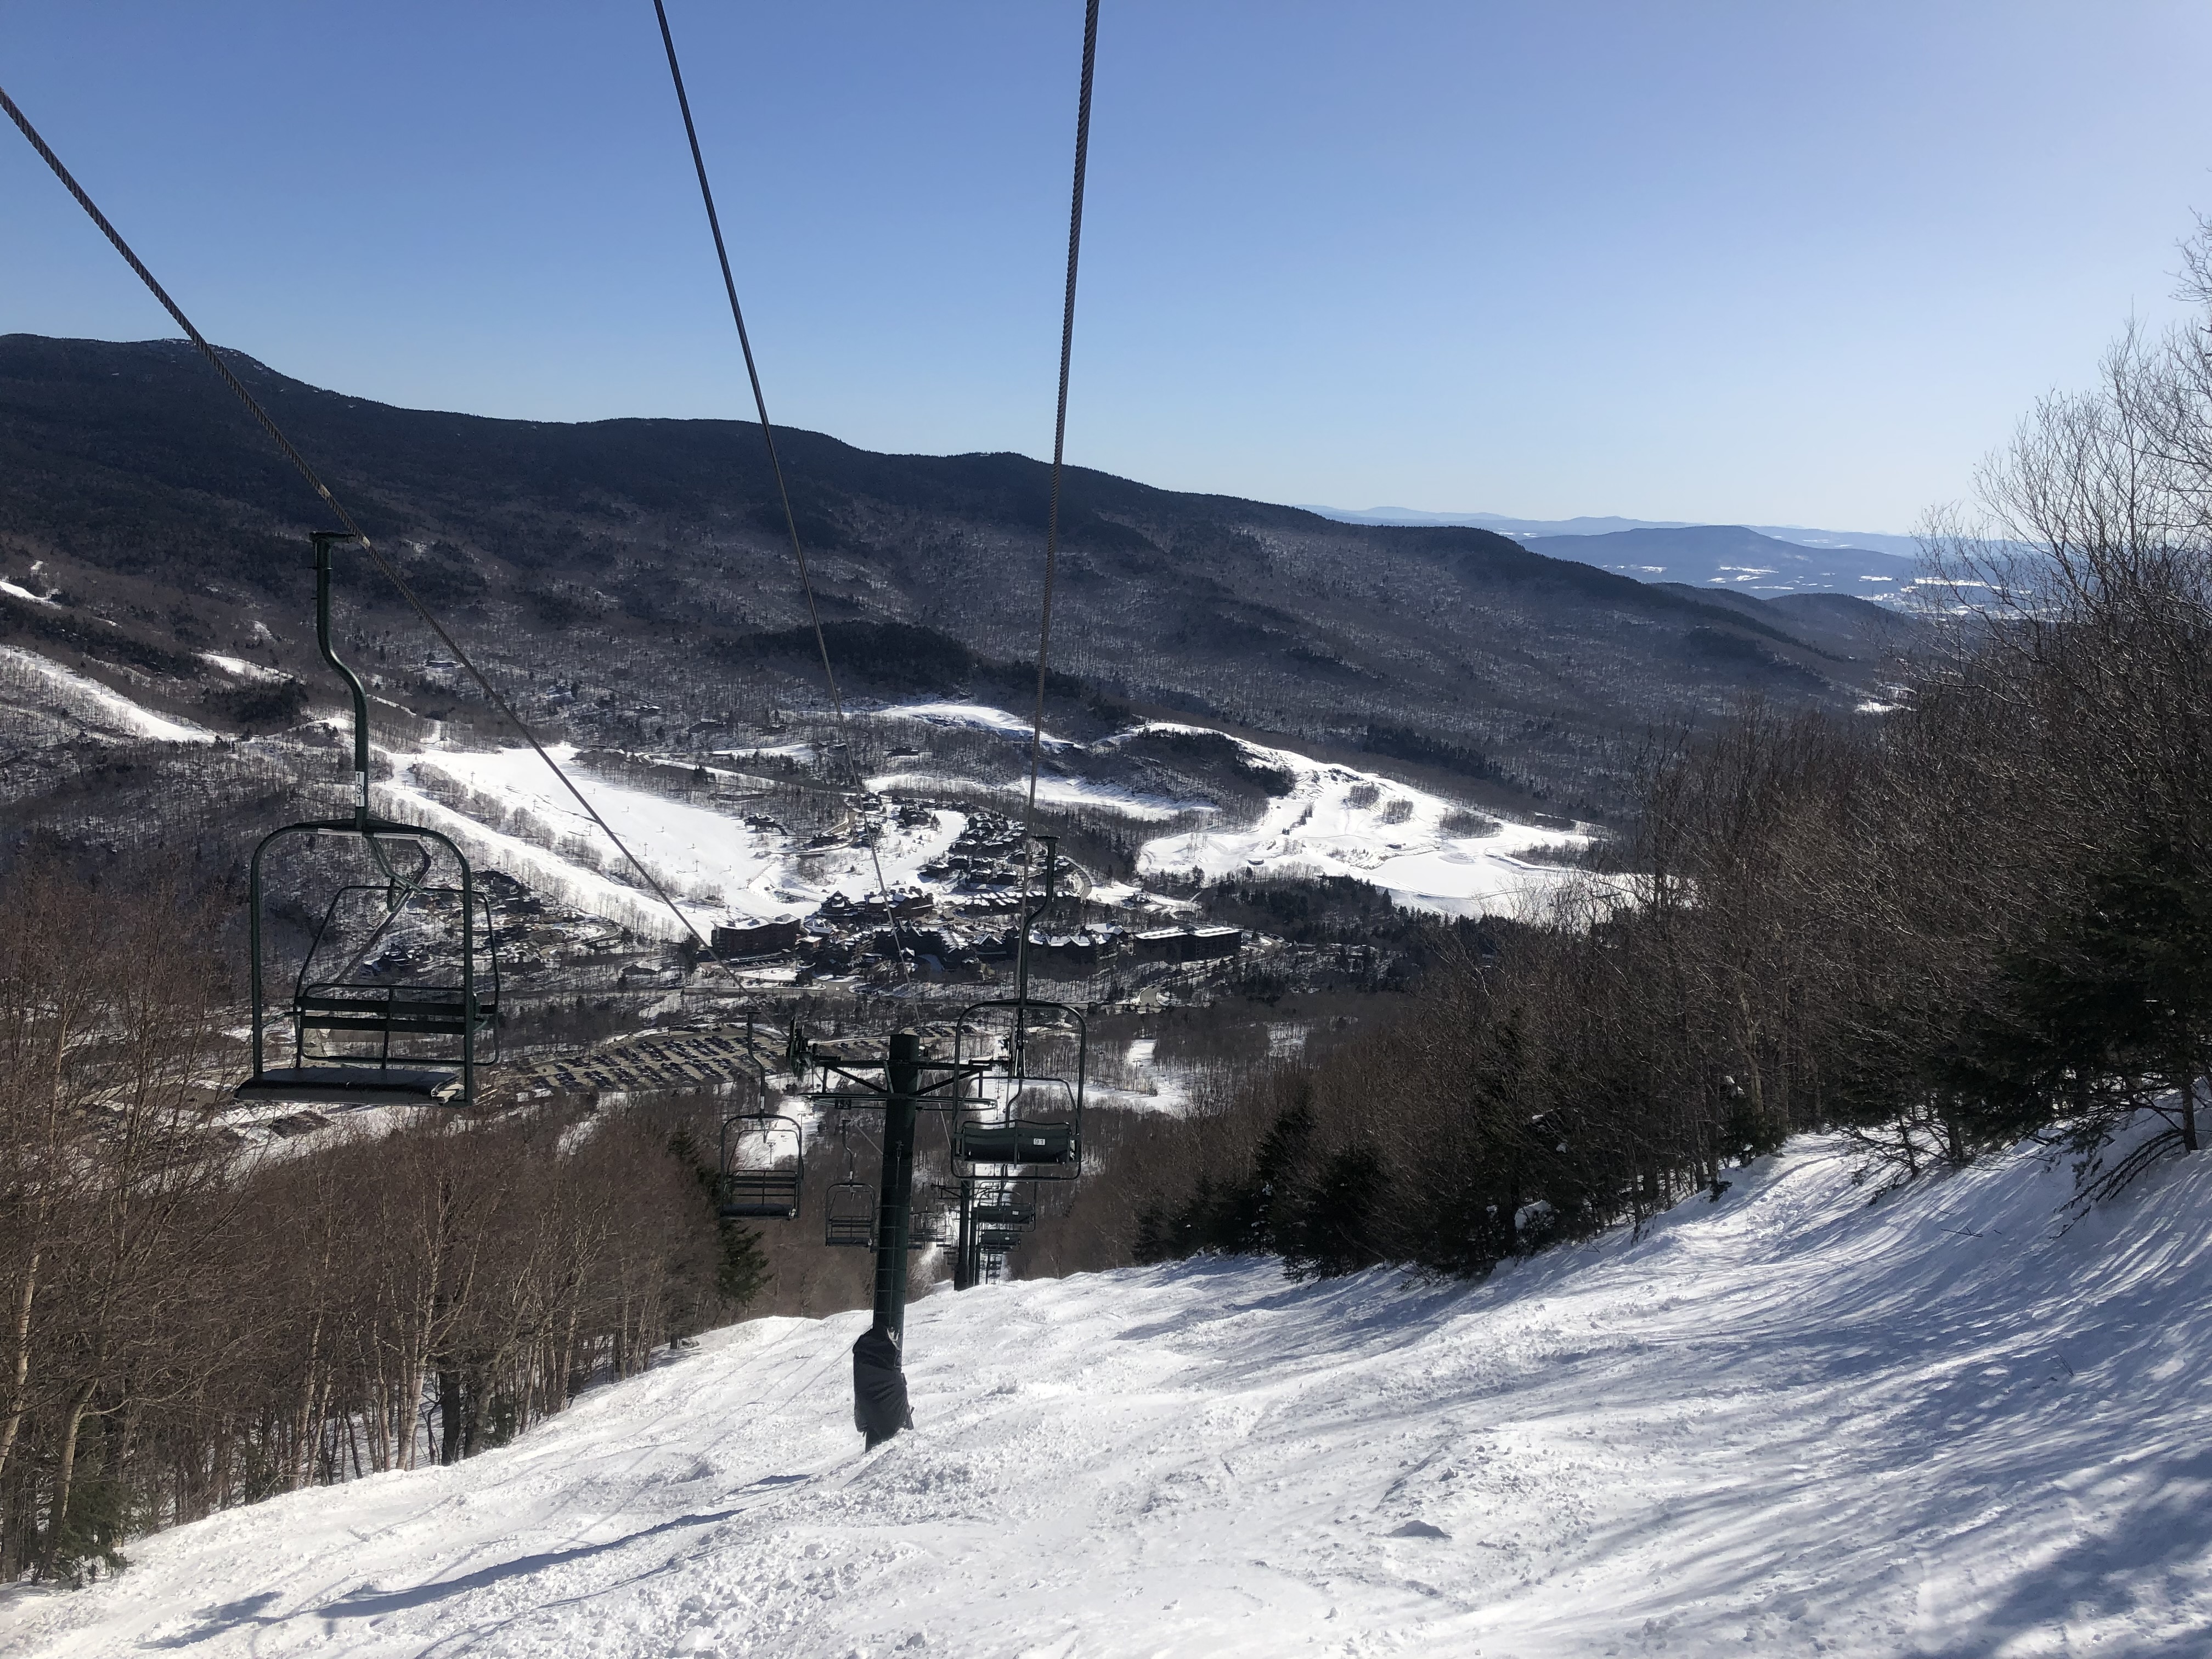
[9,1130,2212,1657]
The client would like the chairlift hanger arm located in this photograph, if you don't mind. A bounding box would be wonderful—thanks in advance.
[312,533,373,812]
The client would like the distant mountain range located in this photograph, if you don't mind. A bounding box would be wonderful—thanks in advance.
[1300,506,1922,601]
[1503,524,1918,605]
[1302,505,1922,561]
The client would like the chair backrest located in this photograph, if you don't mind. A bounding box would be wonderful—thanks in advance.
[957,1120,1078,1166]
[719,1112,803,1221]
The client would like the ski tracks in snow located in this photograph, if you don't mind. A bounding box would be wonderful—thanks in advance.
[8,1133,2212,1657]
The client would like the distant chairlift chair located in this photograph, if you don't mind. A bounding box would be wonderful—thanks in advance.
[719,1108,805,1221]
[969,1184,1037,1229]
[825,1164,877,1248]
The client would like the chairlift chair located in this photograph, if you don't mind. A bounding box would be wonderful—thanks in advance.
[969,1189,1037,1228]
[821,1116,873,1245]
[951,997,1087,1180]
[238,534,500,1108]
[824,1175,876,1248]
[719,1109,804,1220]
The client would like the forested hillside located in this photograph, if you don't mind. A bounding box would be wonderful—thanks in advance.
[0,334,1910,819]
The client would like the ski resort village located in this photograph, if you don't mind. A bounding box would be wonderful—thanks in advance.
[7,4,2212,1656]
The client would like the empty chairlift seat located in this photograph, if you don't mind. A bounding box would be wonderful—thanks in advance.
[295,983,496,1038]
[241,850,502,1107]
[824,1180,876,1248]
[719,1113,803,1220]
[236,536,502,1109]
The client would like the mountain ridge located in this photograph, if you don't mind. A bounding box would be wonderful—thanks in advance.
[1,334,1917,817]
[1301,501,1926,562]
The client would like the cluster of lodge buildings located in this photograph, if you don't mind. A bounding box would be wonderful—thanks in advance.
[699,809,1243,981]
[711,896,1244,981]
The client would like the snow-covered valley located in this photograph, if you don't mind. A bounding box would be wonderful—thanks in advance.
[9,1130,2208,1658]
[374,710,1594,940]
[1126,723,1587,920]
[2,630,1595,948]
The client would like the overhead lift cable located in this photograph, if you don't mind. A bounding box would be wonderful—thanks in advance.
[650,0,843,718]
[1020,0,1102,829]
[956,8,1103,1310]
[0,79,726,964]
[651,1,922,977]
[640,3,1109,1443]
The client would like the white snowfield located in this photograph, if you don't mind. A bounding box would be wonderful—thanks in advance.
[355,713,1592,940]
[0,579,63,608]
[0,646,215,745]
[1131,724,1589,919]
[12,1130,2210,1657]
[864,769,1211,822]
[197,651,290,685]
[878,701,1076,749]
[376,745,967,940]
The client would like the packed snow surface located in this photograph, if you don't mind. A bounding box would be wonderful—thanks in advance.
[14,1130,2211,1657]
[1132,724,1588,918]
[198,652,289,684]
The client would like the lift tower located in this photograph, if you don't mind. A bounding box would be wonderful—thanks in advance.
[797,1030,996,1446]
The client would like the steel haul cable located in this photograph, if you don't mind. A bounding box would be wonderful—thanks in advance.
[651,0,932,980]
[1023,0,1103,826]
[647,2,1104,990]
[0,78,726,965]
[1014,0,1104,949]
[649,0,843,720]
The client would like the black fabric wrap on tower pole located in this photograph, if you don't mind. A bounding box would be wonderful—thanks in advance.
[1020,0,1102,827]
[0,78,724,961]
[651,0,843,719]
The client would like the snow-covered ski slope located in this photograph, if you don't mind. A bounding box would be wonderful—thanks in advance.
[380,744,967,940]
[13,1131,2211,1658]
[1128,723,1587,918]
[0,646,214,745]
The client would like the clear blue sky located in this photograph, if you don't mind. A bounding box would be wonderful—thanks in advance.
[5,2,2211,532]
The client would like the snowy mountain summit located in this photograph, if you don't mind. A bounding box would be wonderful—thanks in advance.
[9,1132,2210,1657]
